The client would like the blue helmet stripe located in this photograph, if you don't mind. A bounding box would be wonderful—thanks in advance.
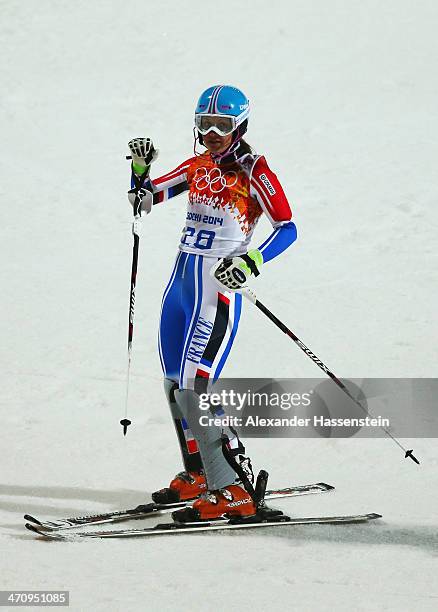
[211,85,222,113]
[212,85,224,113]
[206,86,218,113]
[208,85,222,114]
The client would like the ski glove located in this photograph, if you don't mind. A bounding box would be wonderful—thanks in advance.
[127,186,153,216]
[211,250,263,291]
[128,137,159,174]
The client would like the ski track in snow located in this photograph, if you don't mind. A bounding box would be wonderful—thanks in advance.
[1,1,437,611]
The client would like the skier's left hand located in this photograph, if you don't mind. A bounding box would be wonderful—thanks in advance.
[210,250,263,291]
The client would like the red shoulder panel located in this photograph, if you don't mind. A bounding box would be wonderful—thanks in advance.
[250,156,292,223]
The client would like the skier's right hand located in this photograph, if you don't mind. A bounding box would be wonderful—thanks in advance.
[128,137,159,174]
[128,185,153,216]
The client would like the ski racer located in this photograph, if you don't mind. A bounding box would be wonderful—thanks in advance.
[127,85,297,521]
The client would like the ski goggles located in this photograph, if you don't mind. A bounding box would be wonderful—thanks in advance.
[195,114,237,136]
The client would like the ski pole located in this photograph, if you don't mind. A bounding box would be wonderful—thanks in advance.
[241,288,420,465]
[120,167,149,436]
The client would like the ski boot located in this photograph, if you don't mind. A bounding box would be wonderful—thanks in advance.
[152,470,207,504]
[172,483,257,522]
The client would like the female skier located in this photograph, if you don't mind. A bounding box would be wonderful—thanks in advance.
[128,85,297,521]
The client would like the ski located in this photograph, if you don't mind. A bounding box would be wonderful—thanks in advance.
[25,512,382,540]
[23,482,333,531]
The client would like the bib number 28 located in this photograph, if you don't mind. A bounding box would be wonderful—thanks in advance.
[181,227,215,250]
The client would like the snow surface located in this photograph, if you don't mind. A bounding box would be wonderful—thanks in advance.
[1,1,438,610]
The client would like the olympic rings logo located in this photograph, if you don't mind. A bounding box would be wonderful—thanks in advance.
[193,167,238,193]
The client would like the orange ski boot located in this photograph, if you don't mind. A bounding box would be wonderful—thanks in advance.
[152,471,207,504]
[172,484,257,522]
